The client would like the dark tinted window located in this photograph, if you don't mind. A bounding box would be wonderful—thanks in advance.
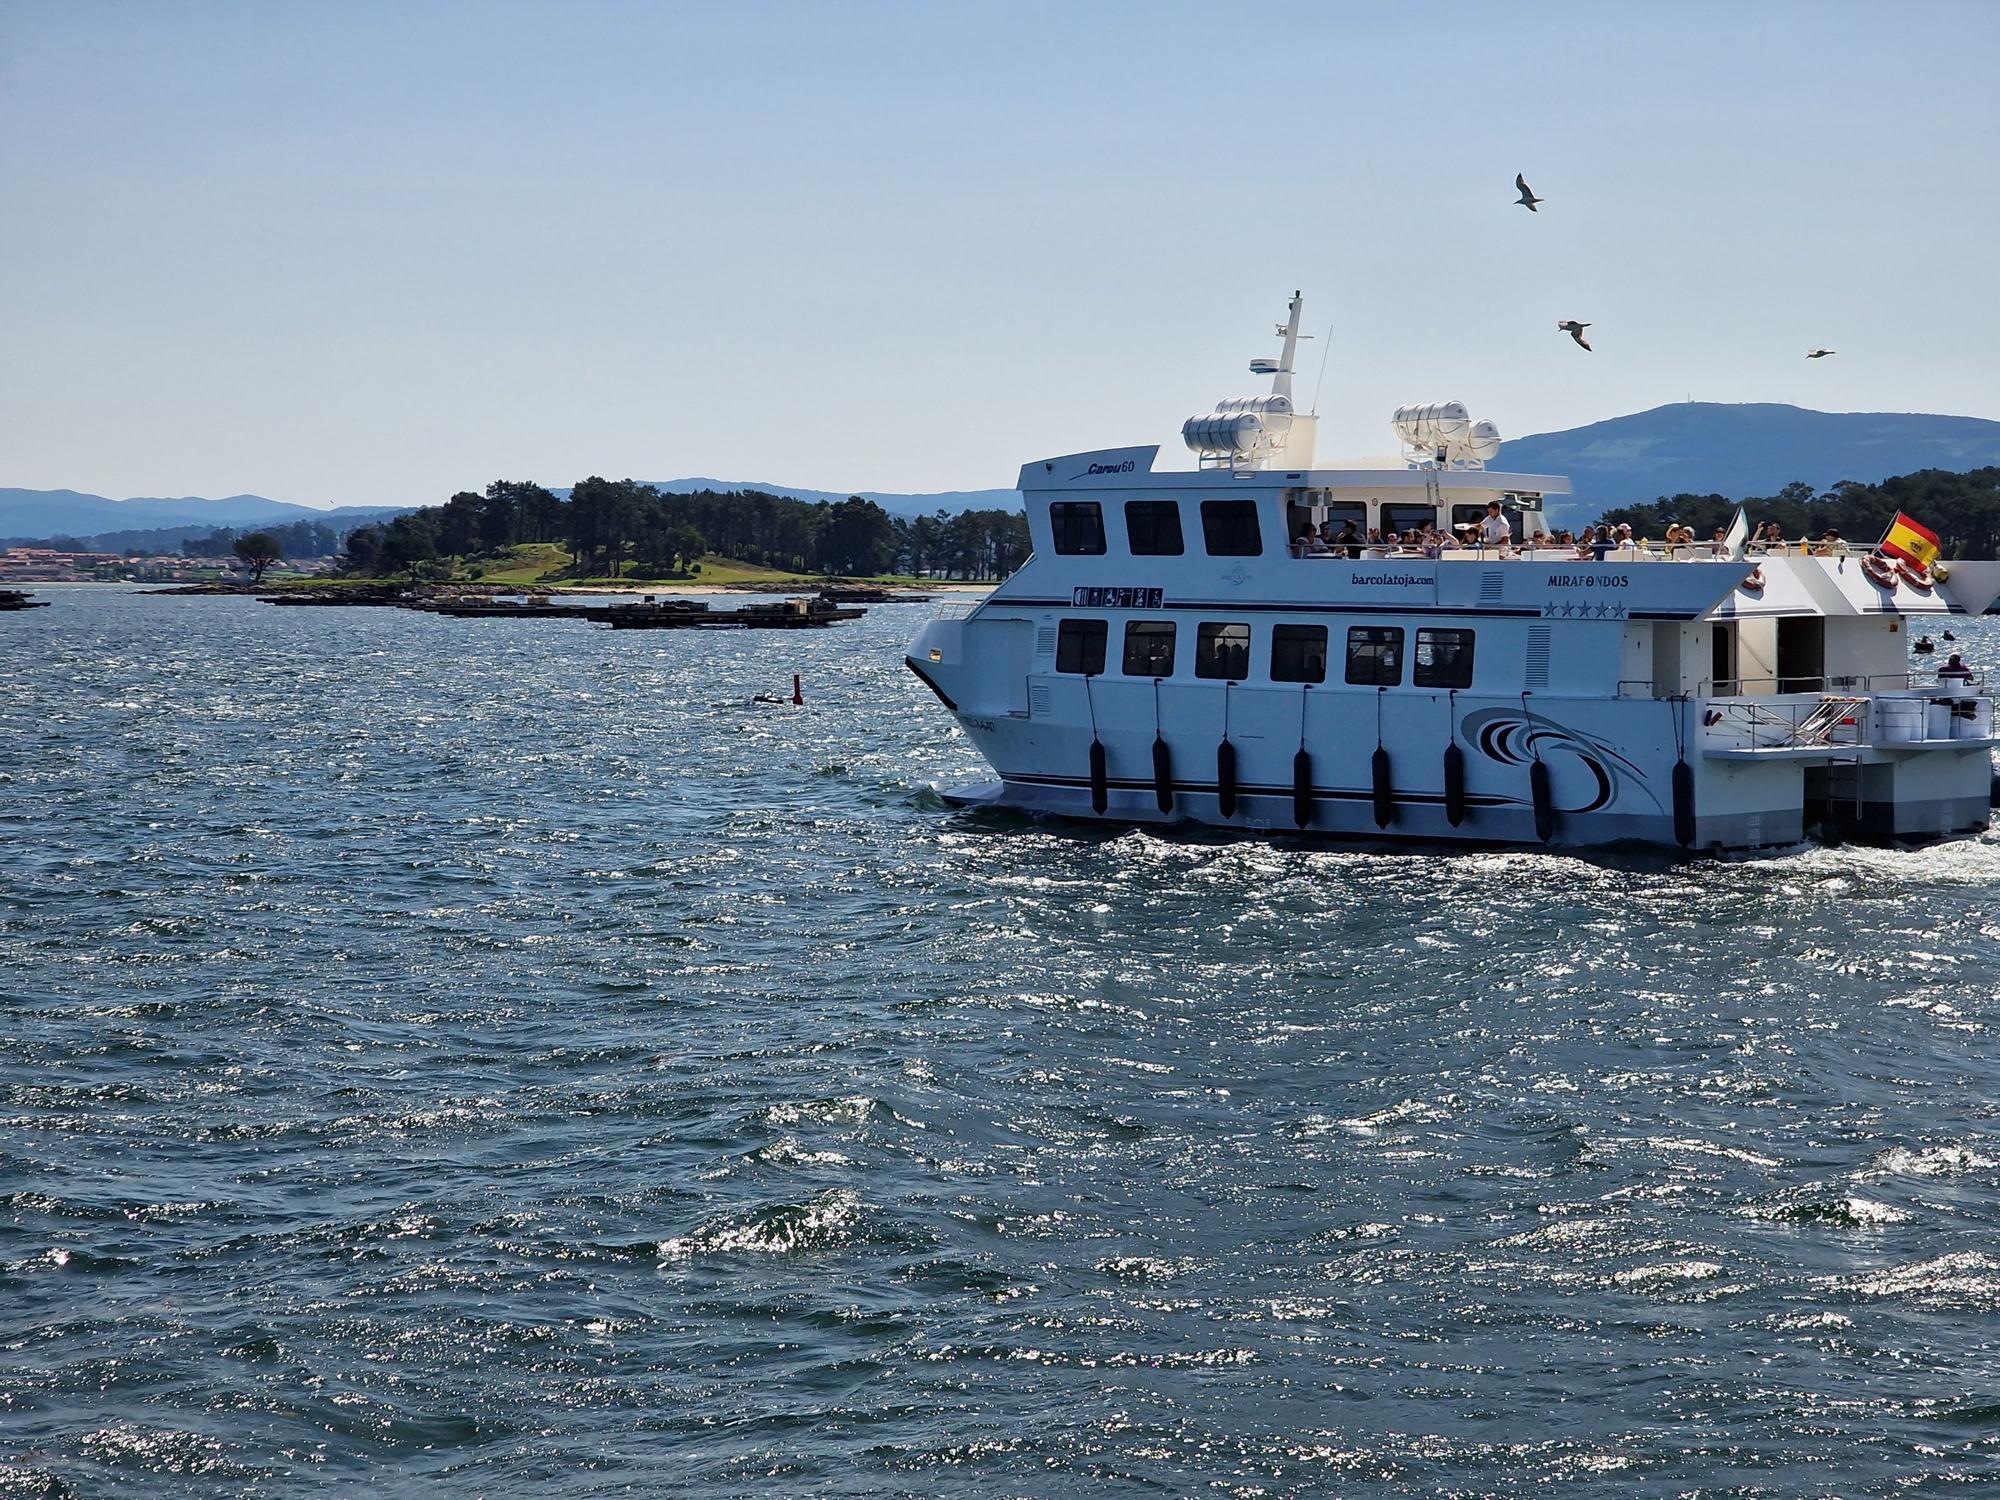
[1195,622,1249,680]
[1318,503,1367,550]
[1055,618,1106,674]
[1271,624,1327,683]
[1122,620,1176,677]
[1345,626,1404,686]
[1200,499,1262,557]
[1124,500,1184,556]
[1050,502,1106,555]
[1414,627,1475,689]
[1381,504,1437,537]
[1451,503,1520,542]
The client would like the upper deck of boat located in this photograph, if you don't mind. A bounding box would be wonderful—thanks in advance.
[1017,444,1570,500]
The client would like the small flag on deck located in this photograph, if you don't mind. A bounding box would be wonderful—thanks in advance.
[1723,505,1749,560]
[1881,512,1941,567]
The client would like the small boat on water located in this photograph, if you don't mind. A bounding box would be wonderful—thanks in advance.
[0,589,51,610]
[907,293,2000,852]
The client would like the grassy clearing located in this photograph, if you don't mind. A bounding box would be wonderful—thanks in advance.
[464,543,571,584]
[298,543,978,590]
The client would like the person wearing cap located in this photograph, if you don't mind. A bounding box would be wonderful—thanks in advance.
[1813,529,1847,556]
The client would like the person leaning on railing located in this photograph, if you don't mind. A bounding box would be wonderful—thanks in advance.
[1748,521,1786,554]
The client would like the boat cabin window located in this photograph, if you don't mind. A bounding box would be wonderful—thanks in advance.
[1123,620,1176,677]
[1055,618,1107,675]
[1200,500,1262,557]
[1285,499,1365,552]
[1050,502,1107,556]
[1345,626,1404,686]
[1413,627,1475,689]
[1194,622,1250,680]
[1380,504,1436,538]
[1450,504,1521,542]
[1124,500,1184,556]
[1271,624,1328,684]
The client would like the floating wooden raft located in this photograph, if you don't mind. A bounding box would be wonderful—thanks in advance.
[415,598,636,620]
[816,586,935,603]
[604,597,865,630]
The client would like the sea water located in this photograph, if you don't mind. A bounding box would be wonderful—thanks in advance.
[3,590,1998,1496]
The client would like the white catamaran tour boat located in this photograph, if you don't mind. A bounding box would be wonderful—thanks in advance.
[907,294,2000,851]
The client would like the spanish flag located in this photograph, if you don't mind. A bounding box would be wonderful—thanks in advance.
[1881,511,1941,568]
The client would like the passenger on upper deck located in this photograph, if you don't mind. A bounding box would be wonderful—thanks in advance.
[1938,653,1976,685]
[1709,525,1730,557]
[1813,529,1847,557]
[1331,519,1361,558]
[1478,501,1511,547]
[1753,521,1786,552]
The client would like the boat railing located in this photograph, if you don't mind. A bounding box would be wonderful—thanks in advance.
[1293,543,1748,563]
[1622,671,1976,700]
[1698,686,1992,749]
[1707,672,1923,696]
[1703,695,1871,751]
[933,600,980,620]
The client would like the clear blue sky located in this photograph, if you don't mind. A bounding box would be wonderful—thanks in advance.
[3,0,1996,508]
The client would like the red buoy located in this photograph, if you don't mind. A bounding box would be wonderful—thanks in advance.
[792,673,804,705]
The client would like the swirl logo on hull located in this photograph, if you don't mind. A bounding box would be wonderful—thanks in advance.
[1459,707,1660,813]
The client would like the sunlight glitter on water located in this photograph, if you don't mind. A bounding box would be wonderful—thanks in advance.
[1,592,1998,1496]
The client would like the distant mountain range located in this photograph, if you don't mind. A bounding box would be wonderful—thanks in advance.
[1500,403,2000,503]
[11,403,1999,543]
[0,479,1019,546]
[0,489,409,546]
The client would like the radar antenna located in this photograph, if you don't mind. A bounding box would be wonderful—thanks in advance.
[1247,290,1310,403]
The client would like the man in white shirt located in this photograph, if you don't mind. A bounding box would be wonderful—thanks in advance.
[1478,501,1512,548]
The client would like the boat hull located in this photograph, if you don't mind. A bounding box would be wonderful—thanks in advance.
[945,773,1993,852]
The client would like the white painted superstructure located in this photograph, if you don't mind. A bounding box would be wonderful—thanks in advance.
[908,296,2000,851]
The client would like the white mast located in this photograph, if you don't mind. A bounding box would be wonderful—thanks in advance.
[1184,291,1318,470]
[1252,290,1306,404]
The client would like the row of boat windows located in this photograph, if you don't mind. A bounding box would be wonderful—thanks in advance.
[1052,499,1259,557]
[1048,498,1519,557]
[1054,619,1477,688]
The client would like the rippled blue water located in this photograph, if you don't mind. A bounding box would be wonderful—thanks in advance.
[3,589,2000,1497]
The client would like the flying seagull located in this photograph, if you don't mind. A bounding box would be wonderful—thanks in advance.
[1515,173,1543,211]
[1807,348,1836,358]
[1557,320,1592,351]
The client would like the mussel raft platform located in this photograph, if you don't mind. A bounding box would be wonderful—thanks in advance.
[0,590,52,610]
[256,590,867,628]
[602,597,866,629]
